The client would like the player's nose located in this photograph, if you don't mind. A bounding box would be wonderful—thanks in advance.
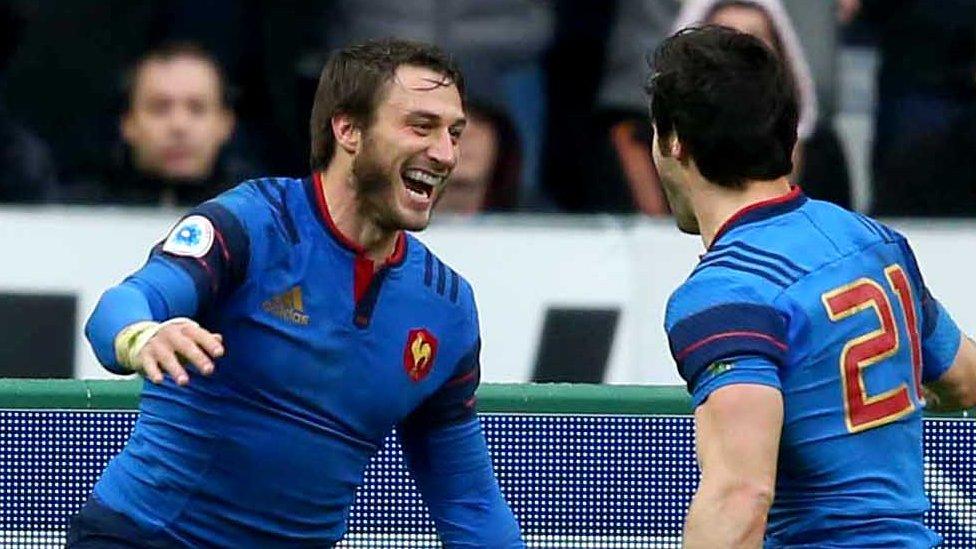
[426,129,457,169]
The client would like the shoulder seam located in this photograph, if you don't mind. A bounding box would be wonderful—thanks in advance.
[697,245,807,287]
[250,178,299,244]
[799,209,844,255]
[689,260,791,289]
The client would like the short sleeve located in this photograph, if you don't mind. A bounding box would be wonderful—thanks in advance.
[688,354,782,407]
[667,300,788,395]
[920,292,962,383]
[894,234,963,382]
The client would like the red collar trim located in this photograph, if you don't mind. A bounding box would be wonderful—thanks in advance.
[311,172,406,264]
[710,185,805,249]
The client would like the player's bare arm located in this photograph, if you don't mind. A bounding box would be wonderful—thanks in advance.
[925,334,976,412]
[684,384,783,549]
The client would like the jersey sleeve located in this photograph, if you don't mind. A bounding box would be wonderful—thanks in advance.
[402,282,482,430]
[402,338,480,429]
[666,275,789,407]
[894,236,962,382]
[918,288,962,382]
[398,417,524,547]
[85,188,253,373]
[143,199,250,317]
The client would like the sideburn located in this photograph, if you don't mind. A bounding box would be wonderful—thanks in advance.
[351,135,389,196]
[350,135,401,232]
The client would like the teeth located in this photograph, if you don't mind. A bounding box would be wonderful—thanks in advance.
[406,187,429,200]
[404,169,442,187]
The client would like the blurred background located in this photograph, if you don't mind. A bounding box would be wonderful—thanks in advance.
[0,0,973,384]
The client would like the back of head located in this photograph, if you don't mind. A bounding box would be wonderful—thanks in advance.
[645,26,798,188]
[309,38,465,171]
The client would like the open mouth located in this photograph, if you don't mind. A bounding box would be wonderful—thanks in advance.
[401,168,443,201]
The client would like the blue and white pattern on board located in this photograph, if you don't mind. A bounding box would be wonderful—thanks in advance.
[1,411,973,548]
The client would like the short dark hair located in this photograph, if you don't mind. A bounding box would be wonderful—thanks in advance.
[645,26,798,188]
[122,41,230,111]
[309,38,465,171]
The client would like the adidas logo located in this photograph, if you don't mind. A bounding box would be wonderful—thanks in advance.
[262,286,310,325]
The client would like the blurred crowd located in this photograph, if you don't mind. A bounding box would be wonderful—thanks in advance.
[0,0,973,216]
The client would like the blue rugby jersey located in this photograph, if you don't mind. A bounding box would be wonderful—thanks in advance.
[85,174,522,546]
[665,187,962,547]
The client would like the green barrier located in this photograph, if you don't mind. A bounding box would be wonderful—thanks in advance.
[0,378,970,417]
[0,378,692,414]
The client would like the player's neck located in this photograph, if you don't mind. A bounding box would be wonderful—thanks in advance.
[318,167,399,264]
[693,177,793,249]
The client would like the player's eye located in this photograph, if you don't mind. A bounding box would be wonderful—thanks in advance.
[411,123,433,136]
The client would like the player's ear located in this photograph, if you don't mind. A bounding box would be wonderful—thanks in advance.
[670,135,690,165]
[332,113,361,155]
[655,128,683,160]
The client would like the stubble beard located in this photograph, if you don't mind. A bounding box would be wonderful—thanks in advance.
[351,138,427,232]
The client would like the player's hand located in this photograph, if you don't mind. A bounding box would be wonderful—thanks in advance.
[116,318,225,386]
[136,321,224,386]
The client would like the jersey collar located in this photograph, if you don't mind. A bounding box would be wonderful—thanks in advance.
[709,185,807,250]
[305,172,407,266]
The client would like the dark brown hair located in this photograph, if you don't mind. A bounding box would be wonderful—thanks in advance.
[645,26,798,188]
[309,38,465,171]
[122,41,229,111]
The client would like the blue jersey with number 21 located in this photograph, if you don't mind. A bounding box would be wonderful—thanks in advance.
[665,187,962,548]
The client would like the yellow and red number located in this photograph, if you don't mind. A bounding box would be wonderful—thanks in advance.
[821,265,923,433]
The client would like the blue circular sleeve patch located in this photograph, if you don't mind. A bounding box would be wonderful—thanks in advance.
[162,215,215,258]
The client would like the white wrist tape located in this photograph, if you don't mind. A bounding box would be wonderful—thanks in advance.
[115,317,198,372]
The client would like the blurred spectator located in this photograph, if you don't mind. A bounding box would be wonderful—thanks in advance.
[856,0,976,216]
[588,0,850,215]
[74,42,257,207]
[584,0,679,214]
[3,2,299,192]
[0,2,57,203]
[148,0,331,175]
[436,103,521,215]
[324,0,553,209]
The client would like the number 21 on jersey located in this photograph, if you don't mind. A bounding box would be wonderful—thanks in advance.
[821,264,924,433]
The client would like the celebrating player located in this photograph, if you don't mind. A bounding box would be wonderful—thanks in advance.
[72,39,523,547]
[646,27,976,547]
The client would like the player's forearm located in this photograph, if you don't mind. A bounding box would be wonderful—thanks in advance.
[87,257,203,373]
[85,283,157,374]
[426,494,523,548]
[401,418,524,547]
[683,482,772,549]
